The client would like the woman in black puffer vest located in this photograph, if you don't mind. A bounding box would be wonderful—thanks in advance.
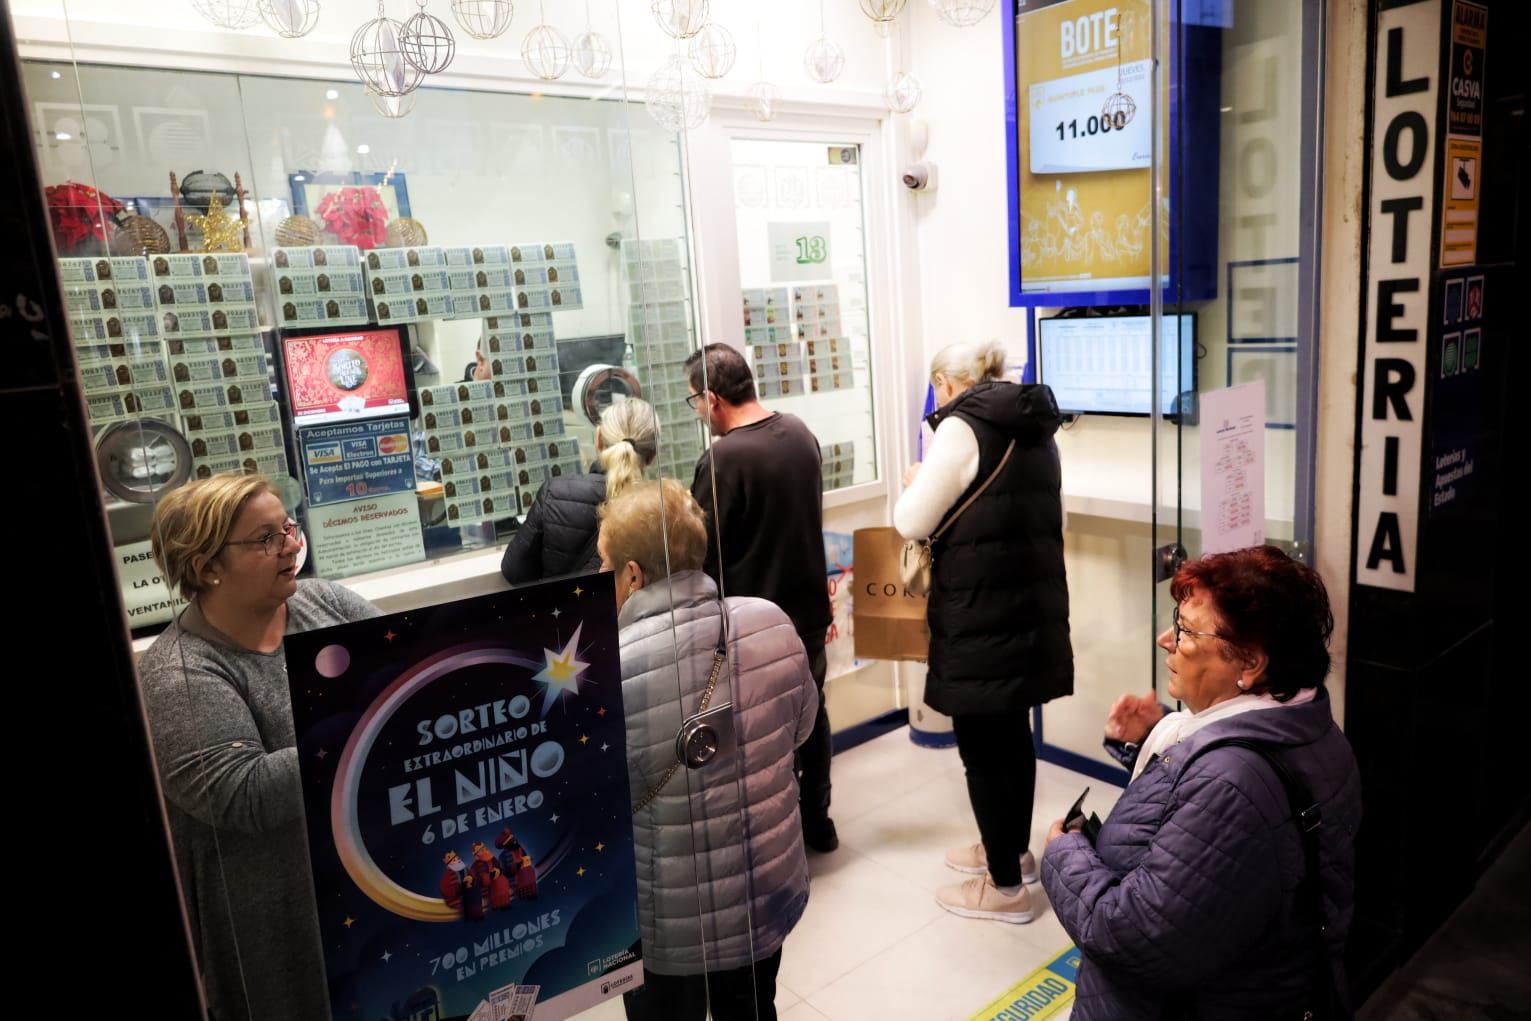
[894,341,1073,926]
[500,397,658,583]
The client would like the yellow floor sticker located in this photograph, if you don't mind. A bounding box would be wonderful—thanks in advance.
[967,944,1080,1020]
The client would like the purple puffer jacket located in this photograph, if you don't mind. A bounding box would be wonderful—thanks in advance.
[1040,689,1361,1020]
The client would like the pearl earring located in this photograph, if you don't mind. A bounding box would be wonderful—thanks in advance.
[210,578,221,586]
[1236,679,1247,689]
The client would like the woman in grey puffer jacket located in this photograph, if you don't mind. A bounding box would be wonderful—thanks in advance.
[599,479,818,1021]
[1041,546,1362,1020]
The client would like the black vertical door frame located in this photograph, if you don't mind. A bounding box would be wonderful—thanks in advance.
[0,11,204,1015]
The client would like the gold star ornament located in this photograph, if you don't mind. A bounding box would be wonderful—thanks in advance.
[188,194,245,252]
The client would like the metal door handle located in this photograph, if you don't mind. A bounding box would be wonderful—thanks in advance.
[1155,542,1187,583]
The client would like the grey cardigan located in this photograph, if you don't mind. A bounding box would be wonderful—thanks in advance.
[618,570,817,975]
[137,579,379,1021]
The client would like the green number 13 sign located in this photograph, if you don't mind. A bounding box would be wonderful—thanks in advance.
[794,235,829,265]
[769,221,833,281]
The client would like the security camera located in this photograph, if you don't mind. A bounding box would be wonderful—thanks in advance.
[902,161,938,192]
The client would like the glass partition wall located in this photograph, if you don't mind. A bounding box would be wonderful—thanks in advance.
[15,6,779,1018]
[22,56,700,608]
[1023,0,1327,776]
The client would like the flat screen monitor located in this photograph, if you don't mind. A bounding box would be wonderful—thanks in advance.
[281,325,412,426]
[1037,313,1197,420]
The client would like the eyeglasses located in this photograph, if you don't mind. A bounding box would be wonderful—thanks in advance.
[685,391,707,410]
[1170,604,1232,649]
[224,520,302,557]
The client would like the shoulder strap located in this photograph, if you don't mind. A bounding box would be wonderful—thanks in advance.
[1181,737,1337,1014]
[930,438,1017,542]
[631,602,731,815]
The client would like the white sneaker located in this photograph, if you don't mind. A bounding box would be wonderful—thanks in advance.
[935,876,1036,923]
[943,843,1040,884]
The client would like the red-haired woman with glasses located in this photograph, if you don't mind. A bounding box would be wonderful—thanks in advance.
[1040,546,1362,1020]
[138,473,378,1021]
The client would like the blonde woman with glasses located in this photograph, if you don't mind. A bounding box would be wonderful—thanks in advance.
[137,473,378,1021]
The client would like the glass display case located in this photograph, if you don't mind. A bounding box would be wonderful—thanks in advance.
[22,56,699,628]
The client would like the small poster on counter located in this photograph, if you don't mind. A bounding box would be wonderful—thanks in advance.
[308,490,425,578]
[117,538,188,629]
[1199,381,1266,555]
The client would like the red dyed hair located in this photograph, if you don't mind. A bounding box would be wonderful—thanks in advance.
[1170,545,1334,699]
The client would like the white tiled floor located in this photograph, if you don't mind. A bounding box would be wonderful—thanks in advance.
[581,726,1119,1021]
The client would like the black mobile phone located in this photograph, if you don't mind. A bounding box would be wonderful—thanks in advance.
[1064,787,1091,831]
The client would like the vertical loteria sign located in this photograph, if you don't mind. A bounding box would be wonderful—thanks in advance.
[1356,0,1441,592]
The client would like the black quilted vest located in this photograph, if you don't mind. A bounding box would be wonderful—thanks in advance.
[923,381,1074,715]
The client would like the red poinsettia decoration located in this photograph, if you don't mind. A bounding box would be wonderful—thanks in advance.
[45,181,124,254]
[315,186,390,250]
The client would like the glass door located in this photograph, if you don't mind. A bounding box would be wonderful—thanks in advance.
[1150,0,1328,696]
[1032,0,1326,777]
[725,136,878,490]
[723,134,901,736]
[684,114,903,740]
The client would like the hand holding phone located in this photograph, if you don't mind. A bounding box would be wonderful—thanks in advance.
[1064,787,1091,833]
[1063,786,1104,843]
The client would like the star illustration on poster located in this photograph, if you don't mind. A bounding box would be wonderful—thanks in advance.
[534,622,591,715]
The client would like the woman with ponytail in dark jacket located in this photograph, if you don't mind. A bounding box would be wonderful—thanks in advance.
[500,397,658,583]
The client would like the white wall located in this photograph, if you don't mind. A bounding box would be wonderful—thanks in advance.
[904,2,1032,367]
[903,0,1303,524]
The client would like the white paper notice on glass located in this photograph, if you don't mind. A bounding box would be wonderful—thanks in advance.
[1199,380,1266,555]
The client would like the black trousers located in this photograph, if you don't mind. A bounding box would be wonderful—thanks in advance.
[621,948,783,1021]
[795,631,832,822]
[951,708,1037,888]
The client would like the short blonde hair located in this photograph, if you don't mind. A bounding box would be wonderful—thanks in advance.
[151,473,279,599]
[598,478,707,582]
[930,340,1007,389]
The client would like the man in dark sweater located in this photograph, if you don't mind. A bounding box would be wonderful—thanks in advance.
[685,343,838,852]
